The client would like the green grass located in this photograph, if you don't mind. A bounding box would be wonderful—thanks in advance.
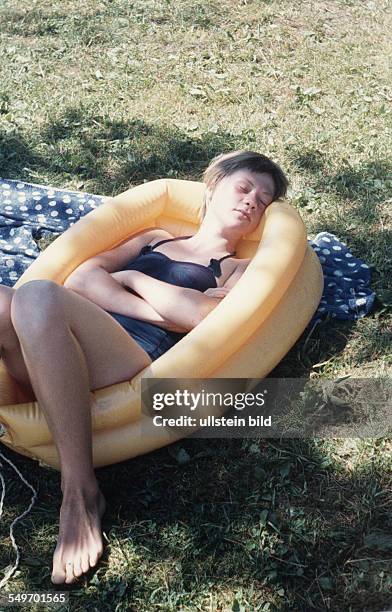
[0,0,391,610]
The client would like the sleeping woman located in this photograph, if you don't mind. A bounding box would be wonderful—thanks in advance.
[0,150,288,584]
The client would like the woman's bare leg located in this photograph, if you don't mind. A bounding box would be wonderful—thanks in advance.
[0,286,35,398]
[9,280,152,584]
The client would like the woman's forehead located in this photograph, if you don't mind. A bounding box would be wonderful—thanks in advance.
[229,169,275,192]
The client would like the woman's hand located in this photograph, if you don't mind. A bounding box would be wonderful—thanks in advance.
[203,287,230,299]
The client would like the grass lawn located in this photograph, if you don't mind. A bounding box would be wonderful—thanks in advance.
[0,0,391,610]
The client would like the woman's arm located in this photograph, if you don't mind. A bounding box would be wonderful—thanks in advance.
[65,267,188,333]
[111,271,227,331]
[66,227,172,276]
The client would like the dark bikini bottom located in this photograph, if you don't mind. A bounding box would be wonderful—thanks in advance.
[104,311,185,361]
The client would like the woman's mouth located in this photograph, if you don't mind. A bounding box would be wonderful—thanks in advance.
[235,209,251,222]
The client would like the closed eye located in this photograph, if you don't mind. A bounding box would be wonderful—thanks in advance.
[239,186,267,208]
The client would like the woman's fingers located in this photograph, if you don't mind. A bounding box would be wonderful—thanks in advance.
[204,287,230,298]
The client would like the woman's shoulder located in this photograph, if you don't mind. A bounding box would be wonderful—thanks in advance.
[143,228,174,247]
[68,228,174,276]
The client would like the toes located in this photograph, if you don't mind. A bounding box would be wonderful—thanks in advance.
[89,541,104,569]
[73,558,83,578]
[65,562,77,584]
[81,554,90,574]
[51,569,66,585]
[51,555,66,585]
[89,551,99,568]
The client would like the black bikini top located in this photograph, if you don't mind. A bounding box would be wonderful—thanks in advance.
[123,235,236,292]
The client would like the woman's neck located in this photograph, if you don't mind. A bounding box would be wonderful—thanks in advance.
[187,220,242,256]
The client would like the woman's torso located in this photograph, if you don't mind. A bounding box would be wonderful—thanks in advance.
[104,233,248,357]
[122,233,244,291]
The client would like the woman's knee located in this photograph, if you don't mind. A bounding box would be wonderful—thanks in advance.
[11,280,64,332]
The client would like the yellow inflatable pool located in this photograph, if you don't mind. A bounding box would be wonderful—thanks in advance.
[0,178,323,469]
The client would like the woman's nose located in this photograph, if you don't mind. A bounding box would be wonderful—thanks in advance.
[244,198,257,209]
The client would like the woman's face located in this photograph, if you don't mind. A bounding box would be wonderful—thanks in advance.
[206,169,276,235]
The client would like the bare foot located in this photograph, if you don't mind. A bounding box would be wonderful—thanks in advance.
[51,488,106,585]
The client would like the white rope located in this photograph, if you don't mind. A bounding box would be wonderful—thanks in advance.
[0,438,38,589]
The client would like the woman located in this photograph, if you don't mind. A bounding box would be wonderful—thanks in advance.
[0,150,288,584]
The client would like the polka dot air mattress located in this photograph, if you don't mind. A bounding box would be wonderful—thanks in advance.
[0,178,103,287]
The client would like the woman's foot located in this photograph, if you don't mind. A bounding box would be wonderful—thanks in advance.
[51,487,106,584]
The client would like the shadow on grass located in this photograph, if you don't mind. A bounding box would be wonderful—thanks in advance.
[1,436,390,611]
[290,145,391,228]
[269,318,355,378]
[0,106,238,195]
[74,438,392,611]
[0,2,222,41]
[0,7,130,42]
[288,145,391,363]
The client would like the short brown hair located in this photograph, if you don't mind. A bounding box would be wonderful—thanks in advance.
[200,150,289,219]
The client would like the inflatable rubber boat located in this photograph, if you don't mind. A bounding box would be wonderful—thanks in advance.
[0,178,323,469]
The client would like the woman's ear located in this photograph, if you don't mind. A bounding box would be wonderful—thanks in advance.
[205,187,213,208]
